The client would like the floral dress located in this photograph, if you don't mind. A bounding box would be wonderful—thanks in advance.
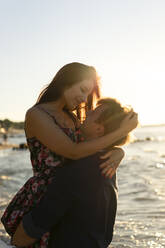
[1,107,83,248]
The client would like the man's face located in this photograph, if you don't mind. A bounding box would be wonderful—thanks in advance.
[81,105,107,139]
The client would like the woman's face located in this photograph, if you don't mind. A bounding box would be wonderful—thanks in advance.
[63,79,94,110]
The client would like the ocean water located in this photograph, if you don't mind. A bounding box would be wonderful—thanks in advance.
[0,126,165,247]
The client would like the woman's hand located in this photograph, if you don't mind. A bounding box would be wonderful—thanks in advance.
[99,147,125,178]
[121,111,138,134]
[120,110,138,133]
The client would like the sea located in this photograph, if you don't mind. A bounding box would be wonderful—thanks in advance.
[0,125,165,248]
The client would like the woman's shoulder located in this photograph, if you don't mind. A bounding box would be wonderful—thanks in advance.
[25,105,39,119]
[25,105,53,138]
[25,106,40,137]
[25,105,49,122]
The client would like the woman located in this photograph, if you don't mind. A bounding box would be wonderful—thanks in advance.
[1,62,138,247]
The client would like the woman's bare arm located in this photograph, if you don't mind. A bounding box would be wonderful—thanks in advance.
[25,107,138,160]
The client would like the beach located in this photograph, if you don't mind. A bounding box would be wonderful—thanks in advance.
[0,125,165,247]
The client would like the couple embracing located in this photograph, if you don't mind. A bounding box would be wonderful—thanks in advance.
[1,62,138,248]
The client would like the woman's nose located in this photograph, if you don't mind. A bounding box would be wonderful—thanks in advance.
[82,94,88,102]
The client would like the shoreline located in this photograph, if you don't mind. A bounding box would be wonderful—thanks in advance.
[0,143,17,150]
[0,129,25,150]
[0,142,28,151]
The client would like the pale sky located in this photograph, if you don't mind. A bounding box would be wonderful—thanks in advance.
[0,0,165,125]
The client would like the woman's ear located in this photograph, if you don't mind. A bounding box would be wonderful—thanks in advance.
[96,124,105,137]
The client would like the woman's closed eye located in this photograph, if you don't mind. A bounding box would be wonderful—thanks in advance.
[80,87,86,93]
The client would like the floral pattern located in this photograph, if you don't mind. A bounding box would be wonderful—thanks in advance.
[1,123,83,248]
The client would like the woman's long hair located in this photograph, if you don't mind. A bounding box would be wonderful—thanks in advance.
[35,62,101,121]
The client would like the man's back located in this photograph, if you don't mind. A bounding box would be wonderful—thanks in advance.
[49,154,107,247]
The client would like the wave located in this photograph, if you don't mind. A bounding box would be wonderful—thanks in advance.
[0,240,13,248]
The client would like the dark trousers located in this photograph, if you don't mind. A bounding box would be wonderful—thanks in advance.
[48,182,118,248]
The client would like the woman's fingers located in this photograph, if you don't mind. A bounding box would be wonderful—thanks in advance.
[100,148,124,169]
[121,111,138,132]
[105,168,115,178]
[101,163,115,174]
[101,159,121,178]
[102,165,117,178]
[100,151,113,160]
[99,158,114,169]
[130,113,138,129]
[99,148,125,178]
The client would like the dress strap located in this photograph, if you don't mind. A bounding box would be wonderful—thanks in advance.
[37,105,79,130]
[36,105,58,123]
[63,108,80,129]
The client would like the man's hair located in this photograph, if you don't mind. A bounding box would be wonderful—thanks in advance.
[96,98,131,147]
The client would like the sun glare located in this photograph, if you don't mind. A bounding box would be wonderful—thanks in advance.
[98,70,165,126]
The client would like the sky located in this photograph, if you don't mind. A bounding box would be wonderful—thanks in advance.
[0,0,165,125]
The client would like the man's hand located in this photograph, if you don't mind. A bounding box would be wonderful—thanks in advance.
[11,221,36,247]
[99,147,125,178]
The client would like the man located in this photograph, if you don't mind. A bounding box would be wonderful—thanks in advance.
[12,98,135,247]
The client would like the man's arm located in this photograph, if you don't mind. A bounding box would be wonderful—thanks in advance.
[12,168,74,247]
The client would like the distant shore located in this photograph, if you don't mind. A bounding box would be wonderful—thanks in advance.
[141,123,165,127]
[0,143,16,150]
[0,128,24,150]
